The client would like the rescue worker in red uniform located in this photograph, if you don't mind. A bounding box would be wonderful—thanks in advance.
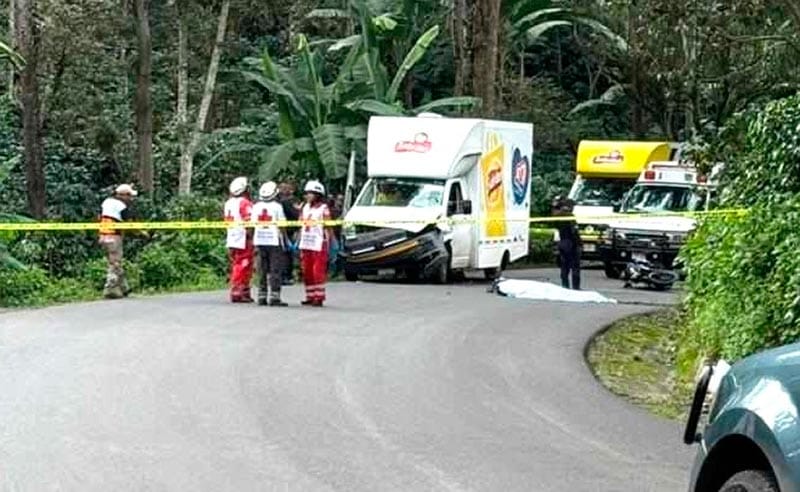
[252,181,288,307]
[224,177,255,303]
[299,180,332,306]
[99,184,146,299]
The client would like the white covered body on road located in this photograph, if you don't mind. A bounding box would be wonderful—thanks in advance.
[495,279,617,304]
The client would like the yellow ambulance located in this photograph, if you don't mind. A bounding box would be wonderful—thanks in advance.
[559,140,680,276]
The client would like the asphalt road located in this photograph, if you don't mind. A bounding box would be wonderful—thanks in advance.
[0,269,693,491]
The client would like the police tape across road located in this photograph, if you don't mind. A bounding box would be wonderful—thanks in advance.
[0,208,748,232]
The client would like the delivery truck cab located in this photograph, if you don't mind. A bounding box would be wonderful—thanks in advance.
[556,140,679,266]
[340,115,533,283]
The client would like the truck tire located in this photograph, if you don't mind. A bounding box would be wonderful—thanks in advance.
[719,470,778,492]
[604,262,622,279]
[484,268,499,280]
[344,270,358,282]
[433,260,449,284]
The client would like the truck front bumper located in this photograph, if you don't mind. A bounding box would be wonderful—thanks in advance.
[340,228,448,279]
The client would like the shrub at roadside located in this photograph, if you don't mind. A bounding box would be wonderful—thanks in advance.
[680,94,800,367]
[681,199,800,363]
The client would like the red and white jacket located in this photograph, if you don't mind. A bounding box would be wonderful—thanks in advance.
[224,195,253,250]
[299,202,330,252]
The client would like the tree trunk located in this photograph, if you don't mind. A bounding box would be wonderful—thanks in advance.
[8,0,15,98]
[134,0,154,193]
[177,13,188,127]
[15,0,45,218]
[628,0,645,137]
[452,0,470,96]
[176,2,189,183]
[178,0,230,195]
[471,0,501,116]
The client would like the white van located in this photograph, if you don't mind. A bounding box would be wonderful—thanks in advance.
[340,115,533,283]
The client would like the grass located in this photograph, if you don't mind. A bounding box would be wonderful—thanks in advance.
[587,309,694,420]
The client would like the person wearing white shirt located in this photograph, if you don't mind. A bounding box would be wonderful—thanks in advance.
[252,181,288,306]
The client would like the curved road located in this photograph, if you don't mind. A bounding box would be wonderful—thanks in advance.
[0,269,692,491]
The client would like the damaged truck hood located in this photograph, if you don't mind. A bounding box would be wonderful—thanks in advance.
[344,206,442,234]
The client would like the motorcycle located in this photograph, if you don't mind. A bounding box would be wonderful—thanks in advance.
[623,257,678,291]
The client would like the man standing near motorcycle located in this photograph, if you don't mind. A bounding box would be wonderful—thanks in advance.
[553,196,581,290]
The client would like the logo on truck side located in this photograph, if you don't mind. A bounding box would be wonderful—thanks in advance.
[511,148,529,205]
[592,150,624,164]
[395,133,432,153]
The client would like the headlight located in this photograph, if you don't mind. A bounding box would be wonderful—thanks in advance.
[667,232,687,243]
[343,222,356,239]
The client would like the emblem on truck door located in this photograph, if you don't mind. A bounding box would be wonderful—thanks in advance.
[511,148,530,205]
[395,132,432,153]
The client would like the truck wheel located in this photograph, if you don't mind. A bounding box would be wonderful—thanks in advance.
[604,262,622,279]
[719,470,778,492]
[484,268,498,280]
[344,270,358,282]
[433,261,449,284]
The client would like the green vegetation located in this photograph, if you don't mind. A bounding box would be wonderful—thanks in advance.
[0,0,798,304]
[679,94,800,368]
[587,309,693,420]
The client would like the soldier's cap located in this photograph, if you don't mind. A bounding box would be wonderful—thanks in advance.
[115,184,138,196]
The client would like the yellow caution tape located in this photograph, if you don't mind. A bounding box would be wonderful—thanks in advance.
[0,208,748,232]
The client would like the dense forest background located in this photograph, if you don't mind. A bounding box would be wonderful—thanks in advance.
[1,0,799,314]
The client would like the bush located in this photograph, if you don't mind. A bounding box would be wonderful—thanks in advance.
[681,199,800,362]
[137,242,195,290]
[680,94,800,365]
[0,266,50,307]
[528,228,555,265]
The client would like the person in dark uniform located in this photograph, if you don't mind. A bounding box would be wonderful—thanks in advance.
[278,181,300,285]
[553,196,581,290]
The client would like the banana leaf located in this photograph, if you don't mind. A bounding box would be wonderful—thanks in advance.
[386,25,440,103]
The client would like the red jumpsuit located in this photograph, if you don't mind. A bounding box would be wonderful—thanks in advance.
[224,195,254,302]
[299,201,331,305]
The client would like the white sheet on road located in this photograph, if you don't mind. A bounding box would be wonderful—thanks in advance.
[496,279,617,304]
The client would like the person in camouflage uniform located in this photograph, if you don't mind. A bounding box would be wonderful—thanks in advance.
[98,184,147,299]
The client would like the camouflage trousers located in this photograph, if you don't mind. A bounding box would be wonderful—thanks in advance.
[100,235,129,299]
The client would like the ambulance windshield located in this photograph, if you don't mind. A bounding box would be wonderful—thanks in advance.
[572,177,636,207]
[622,184,706,213]
[357,178,445,208]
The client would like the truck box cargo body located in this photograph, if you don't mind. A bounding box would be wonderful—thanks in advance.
[340,115,533,282]
[560,140,679,264]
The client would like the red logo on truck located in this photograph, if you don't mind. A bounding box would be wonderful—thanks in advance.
[395,133,432,153]
[592,150,624,164]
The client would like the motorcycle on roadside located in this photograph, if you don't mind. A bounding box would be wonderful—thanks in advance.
[622,256,679,291]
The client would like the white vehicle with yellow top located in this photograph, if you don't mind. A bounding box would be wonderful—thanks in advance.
[556,140,680,270]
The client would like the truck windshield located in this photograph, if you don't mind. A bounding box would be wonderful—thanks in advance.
[356,178,445,208]
[571,177,636,207]
[622,184,707,213]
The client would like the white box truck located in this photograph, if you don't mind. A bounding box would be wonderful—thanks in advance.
[340,114,533,283]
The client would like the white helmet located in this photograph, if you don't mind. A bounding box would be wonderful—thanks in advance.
[304,180,325,195]
[229,176,248,196]
[259,181,279,200]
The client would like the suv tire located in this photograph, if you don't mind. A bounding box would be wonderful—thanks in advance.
[719,470,778,492]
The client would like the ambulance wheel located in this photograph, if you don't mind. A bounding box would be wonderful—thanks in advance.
[604,262,622,279]
[344,270,358,282]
